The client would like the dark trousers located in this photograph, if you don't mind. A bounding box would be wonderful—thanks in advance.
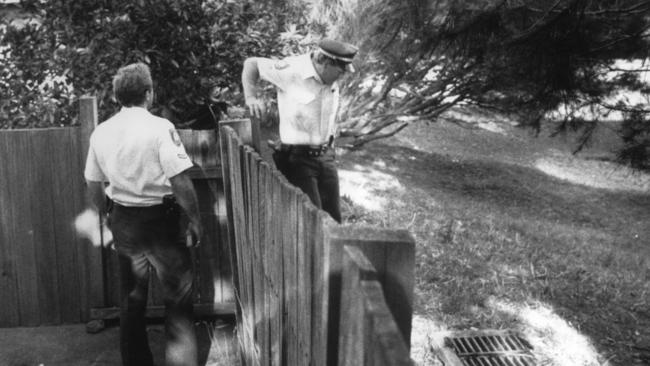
[109,203,197,366]
[274,148,342,223]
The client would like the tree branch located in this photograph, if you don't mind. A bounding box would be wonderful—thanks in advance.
[586,1,650,16]
[589,30,648,53]
[506,0,571,45]
[599,102,650,114]
[343,122,410,149]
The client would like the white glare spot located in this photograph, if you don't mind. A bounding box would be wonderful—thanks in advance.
[339,166,403,211]
[490,299,602,366]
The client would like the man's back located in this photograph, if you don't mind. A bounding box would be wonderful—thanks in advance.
[87,106,191,206]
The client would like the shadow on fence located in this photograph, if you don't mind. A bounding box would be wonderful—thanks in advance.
[219,123,416,365]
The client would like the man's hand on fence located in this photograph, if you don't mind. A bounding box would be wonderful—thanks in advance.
[245,97,266,121]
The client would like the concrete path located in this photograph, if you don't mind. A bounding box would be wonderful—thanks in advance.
[0,319,238,366]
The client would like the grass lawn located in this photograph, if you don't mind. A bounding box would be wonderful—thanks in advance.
[337,117,650,366]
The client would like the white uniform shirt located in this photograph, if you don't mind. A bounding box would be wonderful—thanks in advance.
[257,53,340,145]
[84,107,193,206]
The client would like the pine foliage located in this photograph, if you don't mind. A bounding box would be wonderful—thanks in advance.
[316,0,650,168]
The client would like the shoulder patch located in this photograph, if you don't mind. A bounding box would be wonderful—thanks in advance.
[169,129,181,146]
[274,60,289,70]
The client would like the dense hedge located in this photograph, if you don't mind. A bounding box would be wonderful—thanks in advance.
[1,0,312,128]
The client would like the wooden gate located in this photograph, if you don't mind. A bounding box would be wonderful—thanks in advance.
[81,97,237,321]
[0,96,235,327]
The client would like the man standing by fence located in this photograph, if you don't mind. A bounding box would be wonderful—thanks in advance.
[242,38,358,223]
[84,62,202,366]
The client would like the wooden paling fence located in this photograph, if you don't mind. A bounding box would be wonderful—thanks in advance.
[219,124,416,365]
[0,126,94,326]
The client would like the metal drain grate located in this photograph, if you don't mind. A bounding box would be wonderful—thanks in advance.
[432,330,536,366]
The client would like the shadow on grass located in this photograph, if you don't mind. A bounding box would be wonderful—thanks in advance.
[340,142,650,366]
[343,142,650,237]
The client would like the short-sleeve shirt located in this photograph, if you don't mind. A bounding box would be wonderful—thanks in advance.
[84,106,193,207]
[256,53,340,145]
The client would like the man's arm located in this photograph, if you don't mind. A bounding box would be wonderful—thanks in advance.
[86,180,107,214]
[242,57,266,119]
[170,170,203,247]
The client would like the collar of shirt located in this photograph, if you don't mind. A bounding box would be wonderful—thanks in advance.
[119,106,150,115]
[296,53,324,84]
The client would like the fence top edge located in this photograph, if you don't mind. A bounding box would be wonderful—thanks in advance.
[343,245,377,275]
[327,225,415,245]
[0,127,80,132]
[219,118,250,124]
[176,127,218,132]
[219,125,238,137]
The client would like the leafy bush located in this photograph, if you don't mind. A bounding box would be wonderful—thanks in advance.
[1,0,311,128]
[1,20,76,128]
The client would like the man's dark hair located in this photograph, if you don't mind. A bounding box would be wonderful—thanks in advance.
[112,63,153,107]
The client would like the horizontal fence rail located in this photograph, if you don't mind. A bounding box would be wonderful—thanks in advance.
[219,124,416,365]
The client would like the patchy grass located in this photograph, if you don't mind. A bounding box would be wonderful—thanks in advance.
[198,319,240,366]
[338,119,650,366]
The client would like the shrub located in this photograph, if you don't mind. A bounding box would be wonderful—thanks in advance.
[1,0,311,128]
[1,20,76,128]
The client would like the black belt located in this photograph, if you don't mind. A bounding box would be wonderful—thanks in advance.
[111,195,178,215]
[281,143,330,157]
[280,137,334,157]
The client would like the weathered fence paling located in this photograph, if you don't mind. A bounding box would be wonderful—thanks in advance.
[338,246,413,366]
[325,226,415,355]
[219,124,416,365]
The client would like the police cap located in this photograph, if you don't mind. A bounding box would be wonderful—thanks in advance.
[318,39,358,63]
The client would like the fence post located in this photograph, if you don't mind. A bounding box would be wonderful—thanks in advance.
[78,96,106,316]
[325,225,415,365]
[79,96,97,159]
[360,280,414,366]
[337,246,377,365]
[219,118,260,153]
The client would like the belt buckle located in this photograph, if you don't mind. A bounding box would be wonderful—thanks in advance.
[313,144,328,157]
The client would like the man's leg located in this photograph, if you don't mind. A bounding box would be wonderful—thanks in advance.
[149,240,197,366]
[118,253,155,366]
[272,149,291,176]
[318,157,342,223]
[286,154,322,209]
[111,205,155,366]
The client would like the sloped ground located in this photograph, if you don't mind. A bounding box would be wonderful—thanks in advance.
[3,115,645,366]
[337,118,650,366]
